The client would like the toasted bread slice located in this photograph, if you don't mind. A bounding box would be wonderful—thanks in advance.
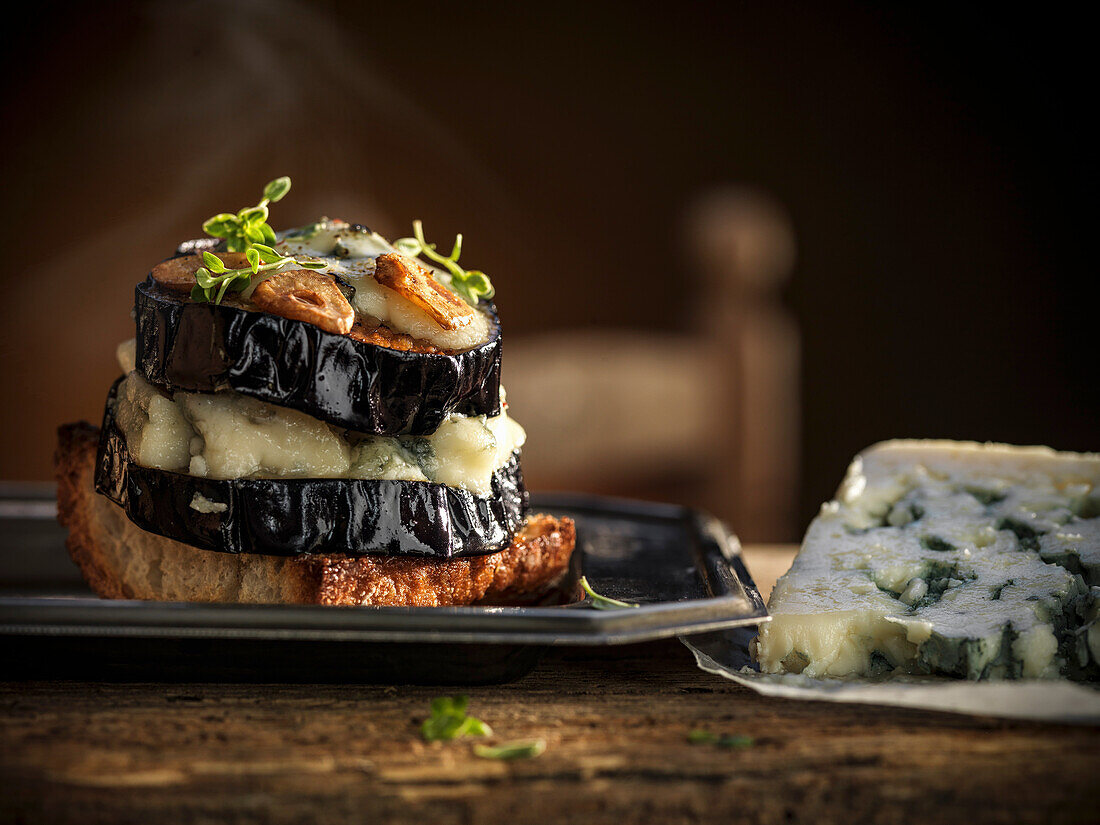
[55,423,575,607]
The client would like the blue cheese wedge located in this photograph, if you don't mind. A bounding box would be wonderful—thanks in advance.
[1087,587,1100,665]
[755,440,1100,681]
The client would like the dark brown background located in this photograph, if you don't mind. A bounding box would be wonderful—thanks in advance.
[1,1,1095,538]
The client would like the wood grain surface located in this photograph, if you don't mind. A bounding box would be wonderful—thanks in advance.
[1,548,1098,825]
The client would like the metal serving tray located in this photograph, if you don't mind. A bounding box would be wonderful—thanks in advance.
[0,486,767,684]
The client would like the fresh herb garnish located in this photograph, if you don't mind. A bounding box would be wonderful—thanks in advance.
[687,729,720,745]
[393,220,495,307]
[202,176,291,252]
[473,739,546,761]
[687,730,755,748]
[421,697,545,760]
[190,245,326,305]
[192,177,326,304]
[421,696,493,742]
[579,576,640,610]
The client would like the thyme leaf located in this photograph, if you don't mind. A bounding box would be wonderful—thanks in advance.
[687,730,720,744]
[421,695,493,742]
[473,739,546,761]
[579,576,640,610]
[191,245,326,305]
[393,220,495,307]
[201,176,289,253]
[687,730,755,748]
[194,178,325,304]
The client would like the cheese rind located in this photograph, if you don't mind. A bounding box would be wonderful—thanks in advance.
[756,440,1100,682]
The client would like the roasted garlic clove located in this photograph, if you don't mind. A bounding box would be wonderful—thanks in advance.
[373,253,477,331]
[251,269,355,335]
[150,252,249,291]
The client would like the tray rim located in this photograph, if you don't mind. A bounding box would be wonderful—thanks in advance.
[0,491,770,647]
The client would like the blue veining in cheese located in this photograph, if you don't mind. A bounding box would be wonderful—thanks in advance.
[755,440,1100,681]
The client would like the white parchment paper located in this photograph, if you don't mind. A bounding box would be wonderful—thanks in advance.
[681,628,1100,725]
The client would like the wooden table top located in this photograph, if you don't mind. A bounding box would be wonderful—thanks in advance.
[1,546,1097,824]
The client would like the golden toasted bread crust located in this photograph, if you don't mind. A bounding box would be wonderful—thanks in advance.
[307,514,576,606]
[55,422,125,599]
[55,423,574,606]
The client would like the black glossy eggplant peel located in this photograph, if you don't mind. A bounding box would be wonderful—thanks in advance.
[54,186,576,607]
[136,264,502,436]
[94,380,529,559]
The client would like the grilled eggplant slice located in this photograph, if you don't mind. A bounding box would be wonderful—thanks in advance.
[135,274,502,436]
[94,381,529,559]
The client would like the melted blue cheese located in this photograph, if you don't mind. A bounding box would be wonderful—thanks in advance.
[113,369,193,472]
[350,438,428,483]
[112,372,524,495]
[414,411,526,491]
[755,440,1100,681]
[179,390,351,479]
[272,219,491,351]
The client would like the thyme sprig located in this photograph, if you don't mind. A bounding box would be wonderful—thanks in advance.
[191,245,325,304]
[421,697,546,760]
[687,730,755,748]
[421,696,493,742]
[202,177,291,252]
[579,576,640,610]
[393,220,495,307]
[193,176,325,304]
[473,739,546,761]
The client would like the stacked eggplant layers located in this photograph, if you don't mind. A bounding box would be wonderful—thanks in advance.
[56,222,576,606]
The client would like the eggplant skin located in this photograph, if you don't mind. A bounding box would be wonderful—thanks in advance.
[135,274,502,436]
[94,382,529,559]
